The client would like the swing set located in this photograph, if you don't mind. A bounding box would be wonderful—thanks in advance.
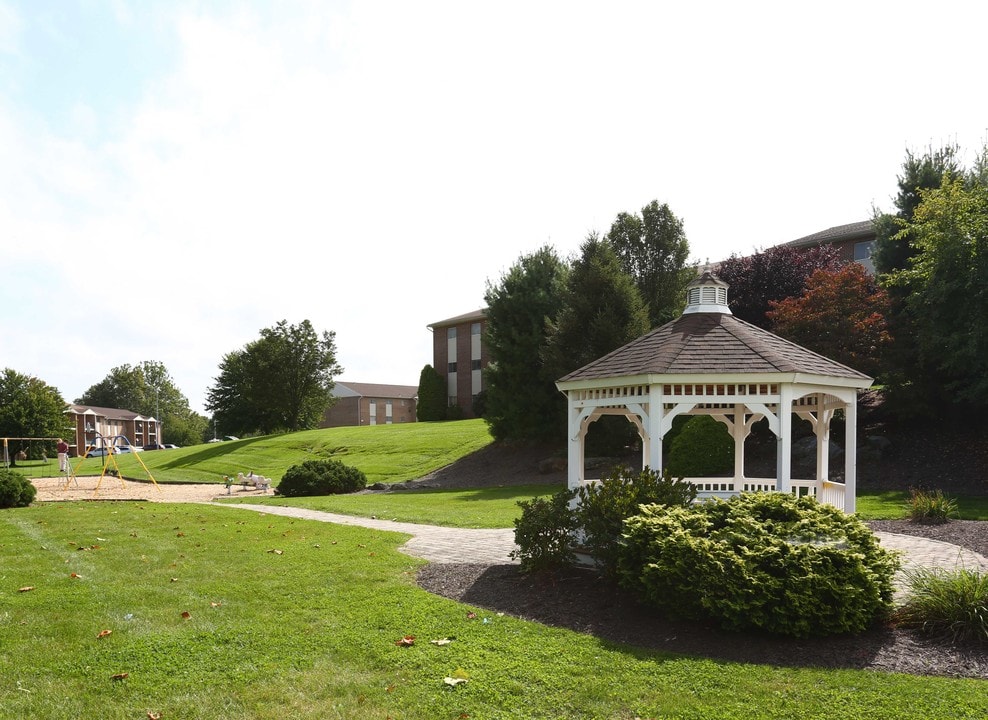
[75,434,160,495]
[1,435,160,496]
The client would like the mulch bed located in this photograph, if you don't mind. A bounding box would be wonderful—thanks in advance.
[409,440,988,680]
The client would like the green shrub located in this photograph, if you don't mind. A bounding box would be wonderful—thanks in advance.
[511,489,577,573]
[575,466,697,579]
[893,567,988,644]
[619,492,900,637]
[276,459,367,497]
[666,415,733,476]
[906,488,958,524]
[0,469,36,508]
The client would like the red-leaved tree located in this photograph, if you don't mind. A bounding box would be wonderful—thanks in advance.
[716,245,845,328]
[766,264,891,377]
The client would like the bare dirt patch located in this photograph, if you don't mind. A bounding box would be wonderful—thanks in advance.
[31,476,265,503]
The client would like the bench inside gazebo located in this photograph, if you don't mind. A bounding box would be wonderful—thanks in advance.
[555,269,873,513]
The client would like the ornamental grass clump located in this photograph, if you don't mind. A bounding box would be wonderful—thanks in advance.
[893,566,988,644]
[906,487,958,524]
[618,492,900,637]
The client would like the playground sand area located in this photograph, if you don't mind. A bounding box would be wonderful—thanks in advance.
[31,476,261,503]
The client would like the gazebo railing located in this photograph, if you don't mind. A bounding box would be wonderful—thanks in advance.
[689,478,846,512]
[578,476,846,512]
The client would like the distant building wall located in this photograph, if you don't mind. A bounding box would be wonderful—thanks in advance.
[427,309,488,419]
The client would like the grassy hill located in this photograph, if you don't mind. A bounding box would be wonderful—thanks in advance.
[13,419,493,486]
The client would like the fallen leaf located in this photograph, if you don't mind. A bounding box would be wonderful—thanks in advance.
[395,635,416,647]
[111,673,129,681]
[70,573,81,579]
[443,677,468,687]
[96,629,112,639]
[210,602,222,608]
[180,611,191,620]
[18,586,34,593]
[170,578,179,583]
[176,532,185,537]
[267,549,284,555]
[147,711,162,719]
[466,612,476,620]
[430,638,453,646]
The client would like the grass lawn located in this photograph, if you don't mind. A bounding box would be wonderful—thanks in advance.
[2,502,986,720]
[10,420,493,487]
[220,485,988,530]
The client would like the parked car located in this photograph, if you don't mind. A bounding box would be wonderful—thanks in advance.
[163,444,180,449]
[116,444,143,453]
[144,443,164,451]
[85,446,118,458]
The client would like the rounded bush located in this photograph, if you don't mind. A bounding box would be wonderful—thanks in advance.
[667,415,733,476]
[0,469,37,508]
[511,489,577,573]
[618,492,900,637]
[276,459,366,497]
[575,466,697,578]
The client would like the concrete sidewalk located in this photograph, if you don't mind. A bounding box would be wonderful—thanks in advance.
[211,502,988,575]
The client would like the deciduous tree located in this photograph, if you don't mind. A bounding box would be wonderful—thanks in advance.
[0,369,68,459]
[716,244,844,328]
[606,200,694,327]
[767,264,891,377]
[888,177,988,409]
[77,361,206,446]
[206,320,343,435]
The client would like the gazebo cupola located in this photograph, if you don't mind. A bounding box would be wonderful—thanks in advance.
[555,268,873,512]
[683,268,730,314]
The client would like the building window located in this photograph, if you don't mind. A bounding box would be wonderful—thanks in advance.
[447,327,456,340]
[471,359,481,371]
[471,322,481,335]
[448,362,457,373]
[448,395,457,407]
[854,240,875,273]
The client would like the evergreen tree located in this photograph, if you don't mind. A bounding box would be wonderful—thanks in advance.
[483,246,569,443]
[544,235,650,454]
[416,365,447,421]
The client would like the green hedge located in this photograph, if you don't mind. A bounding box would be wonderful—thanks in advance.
[619,492,900,637]
[0,469,36,508]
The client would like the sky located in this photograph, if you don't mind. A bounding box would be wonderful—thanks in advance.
[2,0,988,416]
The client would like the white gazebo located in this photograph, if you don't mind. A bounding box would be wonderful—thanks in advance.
[555,269,873,513]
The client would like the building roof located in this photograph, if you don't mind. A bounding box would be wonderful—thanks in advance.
[787,220,875,249]
[333,382,418,399]
[558,311,872,384]
[427,308,487,329]
[66,404,154,421]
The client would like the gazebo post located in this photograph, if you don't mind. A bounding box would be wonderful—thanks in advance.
[732,405,746,480]
[566,398,584,491]
[777,386,793,493]
[647,385,663,473]
[844,396,858,513]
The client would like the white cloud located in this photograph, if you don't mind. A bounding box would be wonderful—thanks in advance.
[3,0,988,414]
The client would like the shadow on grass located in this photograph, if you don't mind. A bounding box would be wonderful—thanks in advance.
[421,563,988,678]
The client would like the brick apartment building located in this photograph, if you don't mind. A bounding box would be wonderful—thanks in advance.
[320,382,418,427]
[426,308,488,419]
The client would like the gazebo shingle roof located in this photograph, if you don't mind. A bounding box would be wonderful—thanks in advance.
[558,313,871,382]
